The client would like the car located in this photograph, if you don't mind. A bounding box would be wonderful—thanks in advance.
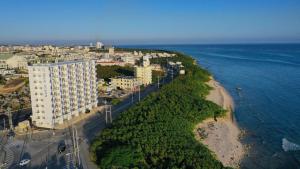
[6,130,15,138]
[58,143,66,153]
[19,159,30,166]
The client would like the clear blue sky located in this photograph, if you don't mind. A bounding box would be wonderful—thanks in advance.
[1,0,300,45]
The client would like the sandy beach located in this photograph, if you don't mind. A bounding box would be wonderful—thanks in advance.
[194,77,245,168]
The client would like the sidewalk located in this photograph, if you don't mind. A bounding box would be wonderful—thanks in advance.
[54,106,104,130]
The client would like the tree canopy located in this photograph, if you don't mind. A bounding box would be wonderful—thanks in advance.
[90,51,230,169]
[96,65,134,82]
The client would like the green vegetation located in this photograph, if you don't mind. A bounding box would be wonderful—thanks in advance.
[96,65,134,82]
[0,75,6,85]
[111,98,122,105]
[91,51,229,169]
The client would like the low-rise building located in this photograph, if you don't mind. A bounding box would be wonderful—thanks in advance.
[108,47,115,55]
[121,56,136,65]
[0,53,28,69]
[110,76,138,90]
[0,69,15,75]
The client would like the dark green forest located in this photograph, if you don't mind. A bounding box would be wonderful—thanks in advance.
[96,65,134,82]
[90,51,230,169]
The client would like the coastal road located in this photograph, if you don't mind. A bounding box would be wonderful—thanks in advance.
[0,74,173,169]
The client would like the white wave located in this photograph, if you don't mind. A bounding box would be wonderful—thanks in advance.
[282,138,300,152]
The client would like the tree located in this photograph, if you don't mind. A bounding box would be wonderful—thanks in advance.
[91,51,229,169]
[96,65,134,82]
[0,75,6,85]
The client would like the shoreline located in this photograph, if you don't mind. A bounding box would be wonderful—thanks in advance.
[194,76,245,168]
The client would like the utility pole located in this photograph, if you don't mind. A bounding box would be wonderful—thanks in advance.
[75,127,80,167]
[157,76,160,88]
[7,107,13,131]
[138,85,141,102]
[131,88,134,104]
[3,118,5,130]
[105,104,112,124]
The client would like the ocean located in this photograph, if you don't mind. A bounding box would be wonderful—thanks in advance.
[122,44,300,169]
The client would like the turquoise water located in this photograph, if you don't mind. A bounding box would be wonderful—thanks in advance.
[123,44,300,169]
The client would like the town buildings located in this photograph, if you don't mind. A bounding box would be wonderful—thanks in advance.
[28,60,97,128]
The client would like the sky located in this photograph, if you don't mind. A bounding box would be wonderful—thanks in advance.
[0,0,300,45]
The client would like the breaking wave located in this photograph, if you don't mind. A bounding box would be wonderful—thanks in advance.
[282,138,300,152]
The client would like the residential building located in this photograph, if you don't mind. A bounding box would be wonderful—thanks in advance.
[134,55,152,85]
[0,53,28,69]
[108,47,115,55]
[110,76,138,90]
[28,60,97,128]
[121,56,136,65]
[96,41,104,49]
[0,69,15,75]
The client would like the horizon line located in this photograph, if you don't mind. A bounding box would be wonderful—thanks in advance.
[1,41,300,47]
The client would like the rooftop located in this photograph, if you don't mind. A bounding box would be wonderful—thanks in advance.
[29,59,94,67]
[111,76,136,80]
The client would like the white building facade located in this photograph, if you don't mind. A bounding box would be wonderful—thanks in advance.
[134,55,152,86]
[28,60,97,128]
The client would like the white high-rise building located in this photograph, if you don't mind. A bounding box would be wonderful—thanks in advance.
[96,41,104,49]
[28,60,97,128]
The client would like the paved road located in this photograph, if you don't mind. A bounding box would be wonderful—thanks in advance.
[0,74,172,169]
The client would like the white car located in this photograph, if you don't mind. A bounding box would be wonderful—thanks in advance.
[19,159,30,166]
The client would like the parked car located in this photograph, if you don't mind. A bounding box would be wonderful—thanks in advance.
[19,159,30,166]
[58,141,66,153]
[7,130,15,138]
